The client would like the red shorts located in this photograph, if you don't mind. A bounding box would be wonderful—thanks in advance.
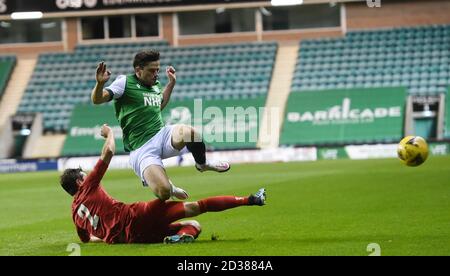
[125,200,186,243]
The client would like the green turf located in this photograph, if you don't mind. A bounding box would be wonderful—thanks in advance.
[1,156,450,256]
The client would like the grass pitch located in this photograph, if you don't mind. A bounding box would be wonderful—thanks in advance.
[1,156,449,256]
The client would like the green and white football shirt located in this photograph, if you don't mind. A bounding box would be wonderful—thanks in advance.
[105,74,164,152]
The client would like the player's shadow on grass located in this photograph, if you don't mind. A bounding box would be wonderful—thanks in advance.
[284,235,395,244]
[134,238,253,247]
[195,238,252,244]
[131,238,253,246]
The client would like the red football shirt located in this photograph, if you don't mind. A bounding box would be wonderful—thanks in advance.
[72,159,131,244]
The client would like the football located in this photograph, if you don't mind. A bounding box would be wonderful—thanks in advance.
[397,136,429,167]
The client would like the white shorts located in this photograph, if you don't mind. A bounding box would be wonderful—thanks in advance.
[129,125,187,186]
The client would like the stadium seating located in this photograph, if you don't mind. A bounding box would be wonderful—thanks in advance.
[0,55,16,99]
[445,86,450,139]
[292,24,450,95]
[17,41,277,132]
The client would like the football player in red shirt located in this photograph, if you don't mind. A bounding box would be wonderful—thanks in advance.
[60,124,266,244]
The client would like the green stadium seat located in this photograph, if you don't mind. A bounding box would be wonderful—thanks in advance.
[292,24,450,96]
[19,41,276,132]
[0,55,17,99]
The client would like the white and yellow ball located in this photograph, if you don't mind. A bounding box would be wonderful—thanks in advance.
[397,136,429,167]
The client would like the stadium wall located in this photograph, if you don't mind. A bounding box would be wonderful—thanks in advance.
[0,43,64,57]
[261,28,342,42]
[346,0,450,30]
[281,87,407,146]
[162,13,176,46]
[178,32,259,46]
[2,0,450,56]
[0,159,57,173]
[65,18,78,52]
[57,142,450,172]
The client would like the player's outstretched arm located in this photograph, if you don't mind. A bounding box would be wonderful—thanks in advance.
[100,124,115,165]
[91,61,112,105]
[161,66,176,110]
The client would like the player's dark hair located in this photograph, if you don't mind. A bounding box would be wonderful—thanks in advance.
[60,168,83,196]
[133,50,160,68]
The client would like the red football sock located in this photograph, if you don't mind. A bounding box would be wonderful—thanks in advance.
[197,196,249,213]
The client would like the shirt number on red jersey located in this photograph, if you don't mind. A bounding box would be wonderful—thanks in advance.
[77,204,99,230]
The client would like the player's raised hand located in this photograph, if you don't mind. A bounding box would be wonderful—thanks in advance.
[96,61,111,84]
[100,124,112,138]
[166,66,176,83]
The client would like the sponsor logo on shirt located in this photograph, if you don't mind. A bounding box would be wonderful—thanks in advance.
[143,94,162,107]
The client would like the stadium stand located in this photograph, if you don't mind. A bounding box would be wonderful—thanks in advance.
[280,87,407,146]
[445,87,450,139]
[17,41,277,132]
[158,42,276,102]
[0,55,16,99]
[291,24,450,95]
[281,24,450,146]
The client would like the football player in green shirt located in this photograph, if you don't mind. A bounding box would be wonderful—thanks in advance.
[91,50,230,201]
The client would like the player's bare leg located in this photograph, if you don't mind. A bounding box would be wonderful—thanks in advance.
[171,124,230,173]
[143,165,188,201]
